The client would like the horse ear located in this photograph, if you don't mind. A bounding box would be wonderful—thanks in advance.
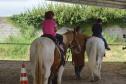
[73,27,78,35]
[74,26,80,33]
[73,28,77,35]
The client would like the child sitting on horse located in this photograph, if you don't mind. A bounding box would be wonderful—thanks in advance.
[41,10,65,64]
[92,18,110,50]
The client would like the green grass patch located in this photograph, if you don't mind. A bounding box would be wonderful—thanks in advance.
[0,44,30,61]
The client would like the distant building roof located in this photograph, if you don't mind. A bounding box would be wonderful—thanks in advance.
[48,0,126,9]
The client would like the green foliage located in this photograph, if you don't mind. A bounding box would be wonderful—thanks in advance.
[103,32,121,44]
[3,3,126,60]
[0,44,29,60]
[0,19,38,60]
[10,4,126,29]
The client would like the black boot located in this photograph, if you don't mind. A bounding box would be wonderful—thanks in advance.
[78,65,83,73]
[74,66,81,79]
[102,37,111,50]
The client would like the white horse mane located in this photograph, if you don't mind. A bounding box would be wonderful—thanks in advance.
[57,27,73,34]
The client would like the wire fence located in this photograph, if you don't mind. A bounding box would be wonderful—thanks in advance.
[0,42,126,62]
[0,43,31,45]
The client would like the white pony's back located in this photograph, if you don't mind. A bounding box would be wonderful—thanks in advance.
[86,36,105,81]
[30,37,55,84]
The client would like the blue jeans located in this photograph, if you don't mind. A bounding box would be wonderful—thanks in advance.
[101,37,109,49]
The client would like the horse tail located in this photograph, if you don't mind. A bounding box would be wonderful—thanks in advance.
[34,40,44,84]
[86,39,99,77]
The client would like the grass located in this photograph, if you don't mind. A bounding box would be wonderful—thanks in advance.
[104,45,126,62]
[0,18,38,61]
[0,44,30,61]
[0,18,125,62]
[66,45,126,62]
[1,44,126,62]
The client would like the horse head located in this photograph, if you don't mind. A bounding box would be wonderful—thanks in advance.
[62,29,81,53]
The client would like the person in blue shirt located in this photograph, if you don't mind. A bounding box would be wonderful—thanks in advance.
[92,18,110,50]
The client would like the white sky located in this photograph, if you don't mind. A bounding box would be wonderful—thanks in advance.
[0,0,53,17]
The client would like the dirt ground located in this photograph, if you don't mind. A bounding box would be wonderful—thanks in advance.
[0,61,126,84]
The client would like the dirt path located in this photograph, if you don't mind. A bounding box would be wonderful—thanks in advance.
[0,17,20,42]
[0,61,126,84]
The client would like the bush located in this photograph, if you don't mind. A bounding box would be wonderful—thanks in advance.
[10,4,126,29]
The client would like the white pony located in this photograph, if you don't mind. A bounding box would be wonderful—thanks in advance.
[30,29,80,84]
[86,36,105,81]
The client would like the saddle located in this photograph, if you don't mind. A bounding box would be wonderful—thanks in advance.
[42,34,66,73]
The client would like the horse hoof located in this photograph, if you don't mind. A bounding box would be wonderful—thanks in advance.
[90,76,100,82]
[75,74,81,80]
[76,76,81,80]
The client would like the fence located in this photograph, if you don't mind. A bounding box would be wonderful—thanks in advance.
[0,43,126,62]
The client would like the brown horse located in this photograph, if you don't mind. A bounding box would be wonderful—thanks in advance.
[70,30,89,79]
[30,29,81,84]
[50,29,82,84]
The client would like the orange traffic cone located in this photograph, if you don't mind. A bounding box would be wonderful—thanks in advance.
[20,63,29,84]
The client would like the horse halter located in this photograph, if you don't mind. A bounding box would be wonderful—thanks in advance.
[69,31,81,53]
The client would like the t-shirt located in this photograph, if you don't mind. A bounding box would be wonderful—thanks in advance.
[42,19,57,37]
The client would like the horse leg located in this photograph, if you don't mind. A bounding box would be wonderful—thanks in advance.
[57,65,64,84]
[98,63,101,80]
[48,72,53,84]
[78,65,84,78]
[44,66,51,84]
[90,72,95,82]
[48,72,58,84]
[92,56,103,82]
[79,65,84,72]
[74,66,81,79]
[98,56,103,80]
[91,72,99,82]
[94,65,100,82]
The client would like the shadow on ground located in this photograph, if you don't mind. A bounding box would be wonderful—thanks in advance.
[0,61,126,84]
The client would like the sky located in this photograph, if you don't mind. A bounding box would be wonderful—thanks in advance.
[0,0,54,17]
